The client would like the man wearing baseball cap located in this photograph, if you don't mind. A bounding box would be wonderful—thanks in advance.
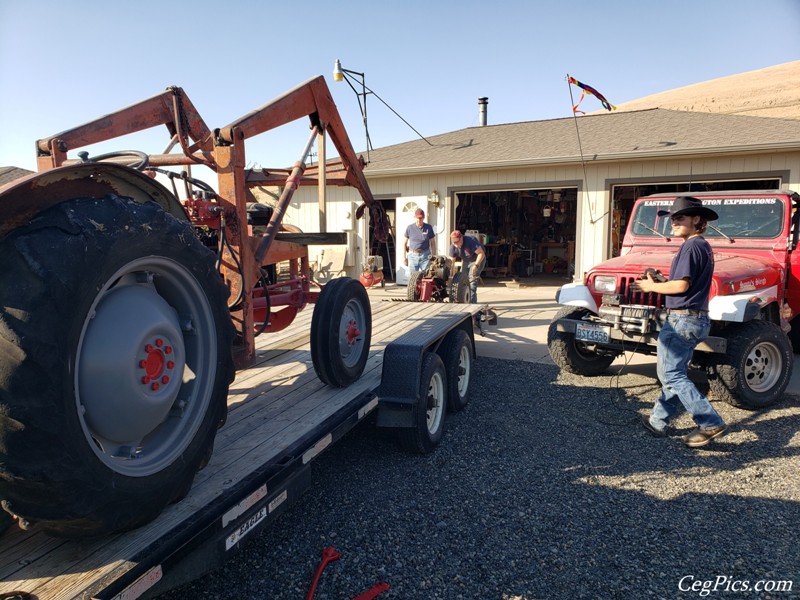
[403,207,436,272]
[448,229,486,304]
[632,196,727,448]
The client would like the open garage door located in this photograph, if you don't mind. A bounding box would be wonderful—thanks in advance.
[454,187,577,280]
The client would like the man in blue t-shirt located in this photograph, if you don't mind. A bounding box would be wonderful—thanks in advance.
[632,196,727,448]
[448,230,486,303]
[403,208,436,272]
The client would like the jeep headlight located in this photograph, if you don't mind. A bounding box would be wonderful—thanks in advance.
[593,275,617,294]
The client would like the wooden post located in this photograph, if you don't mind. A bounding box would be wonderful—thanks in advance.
[318,129,327,233]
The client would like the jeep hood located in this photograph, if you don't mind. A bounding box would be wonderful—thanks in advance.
[589,251,783,294]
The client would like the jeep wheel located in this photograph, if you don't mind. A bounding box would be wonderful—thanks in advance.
[547,306,616,376]
[707,320,792,409]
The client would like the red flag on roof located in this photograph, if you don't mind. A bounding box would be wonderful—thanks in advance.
[568,76,616,114]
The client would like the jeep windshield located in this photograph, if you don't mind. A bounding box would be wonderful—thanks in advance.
[630,197,785,240]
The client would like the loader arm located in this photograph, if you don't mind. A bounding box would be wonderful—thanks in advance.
[217,75,375,209]
[22,75,385,366]
[35,87,215,170]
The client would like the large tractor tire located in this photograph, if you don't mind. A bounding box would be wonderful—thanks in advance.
[0,196,234,538]
[448,271,470,304]
[311,277,372,387]
[707,320,793,409]
[547,306,616,376]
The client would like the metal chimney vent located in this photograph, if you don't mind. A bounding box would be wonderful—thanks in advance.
[478,97,488,126]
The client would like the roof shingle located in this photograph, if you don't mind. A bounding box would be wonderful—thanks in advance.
[363,109,800,175]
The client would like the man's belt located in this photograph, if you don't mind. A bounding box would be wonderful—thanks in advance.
[408,249,428,254]
[666,308,708,316]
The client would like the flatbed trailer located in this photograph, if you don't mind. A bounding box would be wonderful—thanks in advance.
[0,299,482,600]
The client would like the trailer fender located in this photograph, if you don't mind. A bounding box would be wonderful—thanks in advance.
[375,317,472,428]
[708,285,778,323]
[555,283,598,314]
[375,341,425,428]
[0,162,187,238]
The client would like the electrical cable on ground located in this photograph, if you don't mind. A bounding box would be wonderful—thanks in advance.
[593,327,661,427]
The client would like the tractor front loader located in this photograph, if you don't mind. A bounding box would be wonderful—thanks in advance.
[0,76,387,537]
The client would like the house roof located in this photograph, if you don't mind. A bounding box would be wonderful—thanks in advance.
[0,167,33,186]
[0,166,34,187]
[361,108,800,176]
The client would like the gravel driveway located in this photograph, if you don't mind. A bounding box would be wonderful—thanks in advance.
[159,357,800,600]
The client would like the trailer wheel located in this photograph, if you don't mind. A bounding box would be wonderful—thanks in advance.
[707,320,792,409]
[547,306,616,376]
[448,271,470,303]
[0,196,234,537]
[311,277,372,387]
[437,329,473,412]
[399,352,447,454]
[406,271,422,301]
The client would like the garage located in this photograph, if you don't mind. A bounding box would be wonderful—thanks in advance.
[453,188,577,279]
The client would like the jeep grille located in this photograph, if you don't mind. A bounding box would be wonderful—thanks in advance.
[619,276,664,308]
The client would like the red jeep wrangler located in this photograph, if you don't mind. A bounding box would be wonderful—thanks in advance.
[548,190,800,409]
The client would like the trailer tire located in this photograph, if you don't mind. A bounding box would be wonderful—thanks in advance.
[448,271,470,304]
[547,306,616,376]
[0,196,234,538]
[399,352,447,454]
[707,320,792,409]
[438,329,472,412]
[406,271,422,301]
[311,277,372,387]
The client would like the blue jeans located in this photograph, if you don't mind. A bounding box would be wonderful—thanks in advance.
[466,261,484,304]
[408,251,431,272]
[649,314,725,431]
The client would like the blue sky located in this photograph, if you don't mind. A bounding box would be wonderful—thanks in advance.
[1,0,798,172]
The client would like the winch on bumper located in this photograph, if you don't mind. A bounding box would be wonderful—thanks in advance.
[554,302,727,354]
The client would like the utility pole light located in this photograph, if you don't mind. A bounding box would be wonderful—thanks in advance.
[333,59,344,82]
[332,59,372,157]
[332,59,432,158]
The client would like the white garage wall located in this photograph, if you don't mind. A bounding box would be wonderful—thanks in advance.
[285,150,800,281]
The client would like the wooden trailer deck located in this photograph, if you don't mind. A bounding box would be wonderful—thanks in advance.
[0,299,482,600]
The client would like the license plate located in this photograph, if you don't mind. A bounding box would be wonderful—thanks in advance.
[575,322,610,344]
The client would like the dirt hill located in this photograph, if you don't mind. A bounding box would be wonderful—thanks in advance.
[611,61,800,120]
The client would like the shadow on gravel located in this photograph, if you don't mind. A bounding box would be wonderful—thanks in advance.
[163,357,800,600]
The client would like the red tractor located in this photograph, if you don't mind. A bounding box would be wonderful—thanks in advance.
[406,255,471,302]
[0,77,388,537]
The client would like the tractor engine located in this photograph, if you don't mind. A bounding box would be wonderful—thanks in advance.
[423,255,452,283]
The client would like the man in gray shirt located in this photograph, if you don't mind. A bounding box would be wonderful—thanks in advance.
[403,208,436,272]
